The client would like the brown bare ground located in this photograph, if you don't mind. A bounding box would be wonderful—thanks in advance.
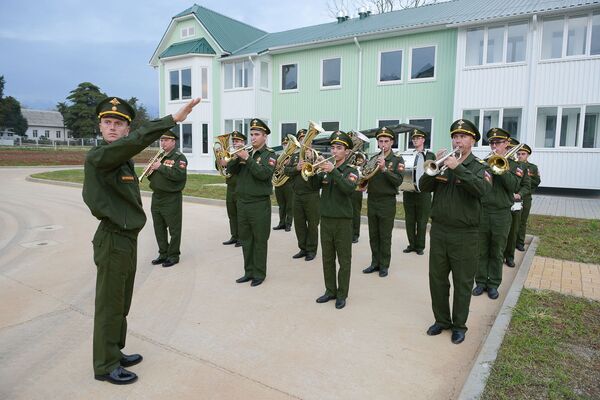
[0,148,157,166]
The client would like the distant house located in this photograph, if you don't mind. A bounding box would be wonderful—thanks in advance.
[21,109,70,140]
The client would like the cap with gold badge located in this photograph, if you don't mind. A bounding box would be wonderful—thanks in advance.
[486,127,511,142]
[250,118,271,135]
[160,130,179,140]
[411,128,427,139]
[507,137,520,148]
[96,97,136,123]
[450,119,480,142]
[520,143,532,154]
[329,130,352,148]
[376,126,395,140]
[231,130,247,142]
[296,129,307,140]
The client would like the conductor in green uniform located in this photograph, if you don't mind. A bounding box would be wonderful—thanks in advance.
[419,119,490,345]
[148,130,188,268]
[273,135,294,232]
[311,131,359,309]
[516,144,541,251]
[473,128,522,300]
[362,127,404,277]
[221,131,246,247]
[402,129,436,255]
[228,118,277,287]
[284,129,320,262]
[83,96,200,384]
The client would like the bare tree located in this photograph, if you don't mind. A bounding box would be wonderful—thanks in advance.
[327,0,443,17]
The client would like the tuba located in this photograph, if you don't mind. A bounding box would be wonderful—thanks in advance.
[272,134,301,187]
[139,148,166,182]
[213,133,232,178]
[300,121,324,164]
[356,149,383,189]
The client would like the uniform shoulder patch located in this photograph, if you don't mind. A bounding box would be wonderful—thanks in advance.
[484,170,493,184]
[515,167,523,177]
[268,156,277,166]
[348,172,358,183]
[175,151,181,156]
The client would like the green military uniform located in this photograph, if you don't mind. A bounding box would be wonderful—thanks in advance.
[227,119,276,284]
[419,119,490,337]
[273,136,294,231]
[221,131,246,246]
[403,129,436,254]
[351,189,363,242]
[363,127,404,276]
[83,97,177,376]
[503,139,531,267]
[148,130,187,266]
[517,144,541,249]
[311,131,358,307]
[476,129,522,295]
[284,129,320,259]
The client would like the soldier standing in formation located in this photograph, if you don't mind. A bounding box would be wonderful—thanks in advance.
[402,129,436,255]
[228,118,277,287]
[285,128,320,262]
[420,119,490,345]
[473,128,522,300]
[221,131,246,247]
[83,96,200,384]
[351,153,365,244]
[362,127,404,278]
[311,131,359,309]
[516,144,541,251]
[273,135,294,232]
[148,130,188,268]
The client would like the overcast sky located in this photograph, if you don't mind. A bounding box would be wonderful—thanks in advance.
[0,0,337,116]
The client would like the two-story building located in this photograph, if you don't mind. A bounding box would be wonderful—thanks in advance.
[150,0,600,189]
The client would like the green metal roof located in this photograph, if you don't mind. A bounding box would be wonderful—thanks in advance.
[230,0,600,56]
[174,4,267,53]
[159,38,216,58]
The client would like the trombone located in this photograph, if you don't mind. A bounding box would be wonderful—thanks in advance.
[139,148,166,182]
[301,149,336,181]
[423,147,462,176]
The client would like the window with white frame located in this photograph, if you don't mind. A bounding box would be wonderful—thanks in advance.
[180,123,193,153]
[281,122,297,139]
[379,50,403,83]
[466,22,528,66]
[223,61,253,90]
[534,106,599,148]
[321,121,339,132]
[378,119,400,149]
[408,119,432,149]
[201,67,209,99]
[260,61,270,90]
[56,131,61,138]
[542,14,600,59]
[170,68,192,101]
[224,119,252,137]
[410,46,435,80]
[462,108,523,146]
[281,63,298,91]
[201,123,209,154]
[181,27,195,39]
[321,57,341,88]
[583,105,600,148]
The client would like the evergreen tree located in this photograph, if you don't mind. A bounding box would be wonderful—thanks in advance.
[0,75,28,136]
[59,82,106,138]
[126,97,150,132]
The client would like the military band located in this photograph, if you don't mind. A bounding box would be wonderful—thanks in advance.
[273,135,294,232]
[516,144,541,251]
[221,131,246,247]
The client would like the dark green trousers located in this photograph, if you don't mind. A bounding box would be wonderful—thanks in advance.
[151,191,182,262]
[321,217,353,300]
[517,196,532,247]
[275,183,294,227]
[429,224,479,333]
[92,222,137,375]
[504,208,522,264]
[226,184,238,240]
[351,191,363,238]
[403,191,431,251]
[367,195,396,270]
[293,192,320,253]
[238,198,271,280]
[476,209,512,289]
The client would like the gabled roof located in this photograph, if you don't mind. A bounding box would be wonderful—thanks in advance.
[159,38,216,59]
[21,109,64,128]
[174,4,267,54]
[229,0,600,57]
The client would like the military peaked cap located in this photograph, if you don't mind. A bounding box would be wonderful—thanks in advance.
[329,130,352,148]
[96,97,136,123]
[250,118,270,135]
[231,130,247,141]
[487,127,511,142]
[376,126,394,140]
[161,130,179,140]
[450,119,480,142]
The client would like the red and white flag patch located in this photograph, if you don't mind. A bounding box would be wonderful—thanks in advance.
[484,170,493,183]
[515,167,523,177]
[179,160,187,169]
[348,173,358,182]
[397,163,405,172]
[268,157,276,166]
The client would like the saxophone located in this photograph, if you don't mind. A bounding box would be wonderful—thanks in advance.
[139,148,166,182]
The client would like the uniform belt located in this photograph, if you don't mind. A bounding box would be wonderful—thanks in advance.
[99,219,139,238]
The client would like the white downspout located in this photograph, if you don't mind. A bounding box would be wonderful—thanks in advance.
[354,37,362,131]
[525,15,538,148]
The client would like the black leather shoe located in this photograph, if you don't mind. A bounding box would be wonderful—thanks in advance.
[236,276,252,283]
[95,366,138,385]
[335,298,346,309]
[120,353,143,368]
[272,223,285,230]
[235,241,242,247]
[305,253,316,261]
[151,257,166,265]
[162,259,178,268]
[362,265,379,274]
[426,324,449,336]
[378,269,388,277]
[293,250,307,259]
[403,246,415,253]
[222,238,237,245]
[352,236,359,244]
[487,287,499,300]
[251,278,264,287]
[505,258,516,268]
[451,330,465,344]
[416,249,424,255]
[316,293,336,303]
[516,244,525,252]
[472,285,486,296]
[285,224,292,232]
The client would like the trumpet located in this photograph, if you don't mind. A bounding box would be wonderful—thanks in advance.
[139,148,166,182]
[301,150,336,181]
[486,143,525,175]
[423,147,462,176]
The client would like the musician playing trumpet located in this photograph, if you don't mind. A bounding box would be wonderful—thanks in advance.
[219,131,247,247]
[362,127,404,278]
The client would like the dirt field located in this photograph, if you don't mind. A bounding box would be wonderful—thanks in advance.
[0,147,157,166]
